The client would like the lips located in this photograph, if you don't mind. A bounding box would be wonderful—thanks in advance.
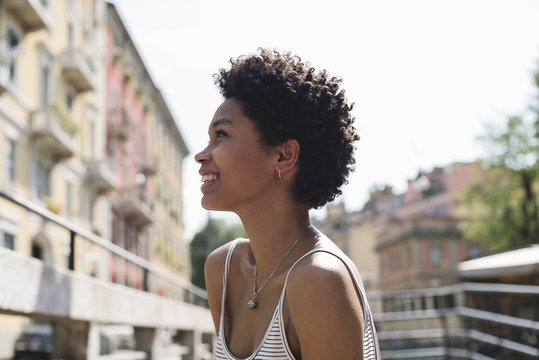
[199,172,219,192]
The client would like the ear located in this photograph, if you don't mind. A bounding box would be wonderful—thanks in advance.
[274,139,300,178]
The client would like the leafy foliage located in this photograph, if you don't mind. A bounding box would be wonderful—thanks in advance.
[462,68,539,251]
[190,218,246,289]
[463,165,537,250]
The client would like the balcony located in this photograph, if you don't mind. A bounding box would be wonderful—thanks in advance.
[30,105,78,163]
[86,159,118,195]
[115,187,153,226]
[61,48,96,92]
[0,41,9,94]
[137,154,158,176]
[377,217,461,250]
[5,0,51,32]
[109,107,129,141]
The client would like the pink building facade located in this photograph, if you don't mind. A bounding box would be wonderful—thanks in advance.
[105,6,157,289]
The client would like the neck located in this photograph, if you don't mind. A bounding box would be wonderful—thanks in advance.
[237,200,312,274]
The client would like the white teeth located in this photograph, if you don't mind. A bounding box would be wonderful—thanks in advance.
[201,174,217,183]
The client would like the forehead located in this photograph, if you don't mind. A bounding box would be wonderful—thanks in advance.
[209,98,249,128]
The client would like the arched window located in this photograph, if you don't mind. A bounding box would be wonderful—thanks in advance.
[31,233,53,264]
[31,242,43,259]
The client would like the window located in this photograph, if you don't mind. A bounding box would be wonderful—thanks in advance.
[31,242,43,260]
[406,246,412,267]
[88,106,97,157]
[90,117,96,157]
[429,244,442,267]
[7,24,21,84]
[119,220,125,248]
[92,0,98,26]
[111,86,118,109]
[66,181,72,218]
[67,23,74,47]
[3,137,16,183]
[39,47,53,107]
[2,232,15,250]
[66,89,75,111]
[40,63,50,106]
[35,160,51,200]
[112,213,119,245]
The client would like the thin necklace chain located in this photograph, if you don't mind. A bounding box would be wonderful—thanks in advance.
[249,224,313,309]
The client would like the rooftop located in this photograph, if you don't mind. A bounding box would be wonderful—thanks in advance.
[459,244,539,279]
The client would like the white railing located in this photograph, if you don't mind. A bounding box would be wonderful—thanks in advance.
[370,282,539,359]
[0,187,207,303]
[0,187,213,360]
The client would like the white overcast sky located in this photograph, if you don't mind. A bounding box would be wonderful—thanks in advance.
[111,0,539,239]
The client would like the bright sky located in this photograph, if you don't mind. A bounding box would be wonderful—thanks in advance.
[112,0,539,239]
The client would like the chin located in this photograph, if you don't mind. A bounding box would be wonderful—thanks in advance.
[201,196,239,214]
[201,196,225,211]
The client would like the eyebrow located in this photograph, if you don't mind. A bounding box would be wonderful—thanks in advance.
[212,117,234,128]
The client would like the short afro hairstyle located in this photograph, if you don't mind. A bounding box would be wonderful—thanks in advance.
[214,48,359,209]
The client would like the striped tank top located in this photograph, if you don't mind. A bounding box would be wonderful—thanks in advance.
[214,240,381,360]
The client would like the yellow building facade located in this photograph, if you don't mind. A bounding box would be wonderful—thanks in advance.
[0,0,190,289]
[0,1,109,357]
[0,0,108,272]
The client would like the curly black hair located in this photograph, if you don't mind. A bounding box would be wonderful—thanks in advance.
[214,49,359,209]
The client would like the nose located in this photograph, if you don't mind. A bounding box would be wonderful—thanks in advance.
[195,146,211,164]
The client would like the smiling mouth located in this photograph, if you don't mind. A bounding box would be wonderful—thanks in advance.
[201,174,218,183]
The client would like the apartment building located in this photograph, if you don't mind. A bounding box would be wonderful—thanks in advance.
[0,0,190,302]
[375,162,485,291]
[147,89,191,297]
[0,0,107,271]
[0,0,108,356]
[105,3,189,295]
[0,1,191,356]
[322,162,486,295]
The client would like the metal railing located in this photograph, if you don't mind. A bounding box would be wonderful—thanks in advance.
[369,282,539,359]
[0,188,208,305]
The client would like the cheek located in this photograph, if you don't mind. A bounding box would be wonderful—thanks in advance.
[220,149,272,184]
[229,157,265,183]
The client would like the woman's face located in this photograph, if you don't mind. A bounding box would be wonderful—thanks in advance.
[195,98,277,212]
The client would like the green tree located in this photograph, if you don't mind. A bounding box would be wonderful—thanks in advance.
[463,69,539,251]
[190,218,246,289]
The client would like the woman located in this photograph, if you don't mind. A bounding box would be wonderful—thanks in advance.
[195,49,380,360]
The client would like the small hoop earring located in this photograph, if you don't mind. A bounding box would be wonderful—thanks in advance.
[278,169,282,180]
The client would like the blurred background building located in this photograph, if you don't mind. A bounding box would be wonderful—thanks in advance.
[320,162,485,295]
[0,0,190,298]
[0,1,210,359]
[105,2,190,297]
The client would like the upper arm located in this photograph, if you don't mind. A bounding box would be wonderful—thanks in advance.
[286,253,365,360]
[204,242,233,334]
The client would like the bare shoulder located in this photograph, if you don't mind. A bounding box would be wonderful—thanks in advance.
[204,238,248,285]
[287,233,361,292]
[285,248,366,359]
[204,241,233,274]
[286,249,359,300]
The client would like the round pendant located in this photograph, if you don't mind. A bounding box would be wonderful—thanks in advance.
[248,299,257,309]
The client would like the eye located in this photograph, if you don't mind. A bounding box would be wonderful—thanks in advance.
[216,129,227,138]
